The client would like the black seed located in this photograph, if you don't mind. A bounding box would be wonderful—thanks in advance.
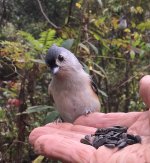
[118,141,127,149]
[114,126,128,131]
[122,133,127,139]
[105,138,118,145]
[105,134,112,139]
[95,128,109,135]
[113,132,122,138]
[85,135,91,141]
[80,138,92,145]
[109,136,119,141]
[107,126,128,133]
[93,137,99,146]
[105,127,119,132]
[93,136,99,144]
[98,135,104,139]
[84,135,94,145]
[127,139,135,145]
[80,126,141,150]
[93,137,106,149]
[107,131,115,136]
[104,143,116,148]
[113,125,125,128]
[134,135,142,143]
[126,134,135,140]
[117,139,126,145]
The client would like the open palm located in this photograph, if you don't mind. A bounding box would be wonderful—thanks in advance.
[29,75,150,163]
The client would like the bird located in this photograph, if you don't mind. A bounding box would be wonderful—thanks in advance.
[118,16,127,29]
[45,45,100,123]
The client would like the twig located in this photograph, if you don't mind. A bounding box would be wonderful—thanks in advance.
[1,59,23,78]
[66,0,74,25]
[117,64,150,88]
[36,0,60,29]
[80,55,135,62]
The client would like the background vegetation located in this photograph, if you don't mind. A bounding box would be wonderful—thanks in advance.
[0,0,150,162]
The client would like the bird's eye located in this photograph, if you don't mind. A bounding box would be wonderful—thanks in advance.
[58,55,64,62]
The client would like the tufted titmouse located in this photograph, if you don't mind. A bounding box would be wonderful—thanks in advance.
[119,16,127,29]
[45,45,100,122]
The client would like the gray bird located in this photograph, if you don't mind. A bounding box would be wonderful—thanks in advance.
[119,16,127,29]
[45,45,100,123]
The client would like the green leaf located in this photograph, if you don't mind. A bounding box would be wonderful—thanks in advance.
[98,89,108,97]
[44,111,59,124]
[81,62,90,74]
[18,31,42,52]
[78,43,90,54]
[92,62,108,79]
[30,59,45,64]
[39,29,56,43]
[32,155,44,163]
[0,107,5,119]
[38,29,63,50]
[90,31,109,49]
[90,69,106,78]
[18,31,35,42]
[130,50,135,60]
[137,20,150,31]
[62,39,74,50]
[87,42,98,55]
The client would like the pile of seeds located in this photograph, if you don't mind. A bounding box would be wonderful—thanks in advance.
[80,126,141,149]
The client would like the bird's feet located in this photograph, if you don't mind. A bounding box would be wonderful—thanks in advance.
[54,116,65,123]
[85,109,92,116]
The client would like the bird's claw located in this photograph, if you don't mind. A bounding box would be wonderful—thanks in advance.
[85,110,92,116]
[53,116,64,123]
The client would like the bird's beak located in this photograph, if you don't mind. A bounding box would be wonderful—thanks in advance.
[50,66,60,75]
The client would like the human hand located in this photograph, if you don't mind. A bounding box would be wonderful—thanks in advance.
[29,75,150,163]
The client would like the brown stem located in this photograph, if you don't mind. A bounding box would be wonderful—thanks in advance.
[124,53,130,112]
[16,74,27,162]
[66,0,74,25]
[27,64,39,106]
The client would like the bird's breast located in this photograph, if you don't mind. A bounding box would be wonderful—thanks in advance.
[51,85,100,122]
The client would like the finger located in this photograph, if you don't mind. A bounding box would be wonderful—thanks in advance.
[29,123,96,145]
[46,122,96,134]
[74,112,142,128]
[139,75,150,108]
[33,134,96,163]
[128,110,150,136]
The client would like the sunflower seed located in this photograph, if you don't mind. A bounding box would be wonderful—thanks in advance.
[80,125,141,150]
[104,143,116,148]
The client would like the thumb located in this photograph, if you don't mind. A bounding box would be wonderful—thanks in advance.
[139,75,150,108]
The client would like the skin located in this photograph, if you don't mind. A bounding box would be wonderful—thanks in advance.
[29,75,150,163]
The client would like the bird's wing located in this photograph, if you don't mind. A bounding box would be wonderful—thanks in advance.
[91,79,99,96]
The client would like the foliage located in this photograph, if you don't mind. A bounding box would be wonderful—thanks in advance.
[0,27,64,162]
[0,0,150,162]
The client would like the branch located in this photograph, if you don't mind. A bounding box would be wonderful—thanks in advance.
[66,0,74,25]
[36,0,60,29]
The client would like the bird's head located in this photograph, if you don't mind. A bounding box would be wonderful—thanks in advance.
[45,45,82,75]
